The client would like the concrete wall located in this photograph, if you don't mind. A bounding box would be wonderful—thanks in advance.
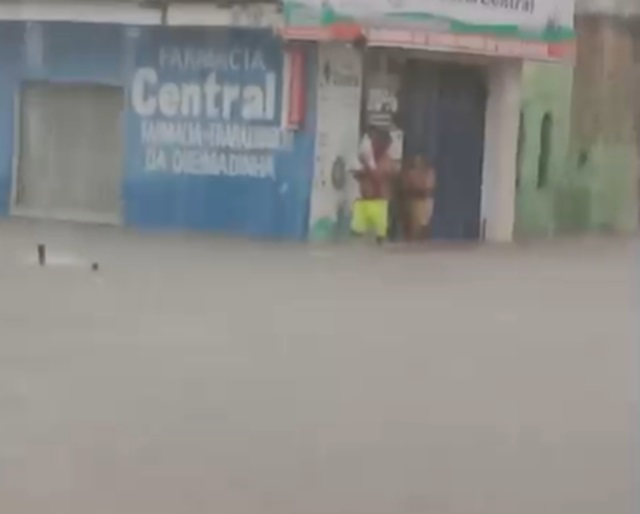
[482,60,522,242]
[308,43,363,242]
[569,15,638,233]
[514,14,639,237]
[0,21,318,239]
[515,62,573,236]
[576,0,640,16]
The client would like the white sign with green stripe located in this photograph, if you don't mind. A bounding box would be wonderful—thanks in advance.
[284,0,574,44]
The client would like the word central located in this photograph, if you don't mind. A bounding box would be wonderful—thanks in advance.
[131,68,277,121]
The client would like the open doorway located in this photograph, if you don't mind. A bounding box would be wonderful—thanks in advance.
[398,59,487,241]
[360,53,487,242]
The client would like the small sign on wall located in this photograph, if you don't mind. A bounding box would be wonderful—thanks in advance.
[364,57,404,167]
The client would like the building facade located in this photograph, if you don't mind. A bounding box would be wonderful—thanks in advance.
[515,0,640,236]
[0,1,579,243]
[0,2,318,240]
[283,0,575,242]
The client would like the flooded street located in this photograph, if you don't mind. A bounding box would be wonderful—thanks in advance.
[0,220,636,514]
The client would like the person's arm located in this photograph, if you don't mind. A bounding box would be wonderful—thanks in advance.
[389,158,401,178]
[401,168,414,192]
[352,168,367,181]
[358,135,375,171]
[375,156,395,180]
[404,169,429,195]
[350,136,371,179]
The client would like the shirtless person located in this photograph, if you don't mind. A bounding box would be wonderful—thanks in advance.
[402,154,436,241]
[351,128,397,243]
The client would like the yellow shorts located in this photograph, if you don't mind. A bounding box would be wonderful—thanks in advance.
[351,199,389,238]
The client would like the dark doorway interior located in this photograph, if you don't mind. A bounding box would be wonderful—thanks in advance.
[399,60,487,240]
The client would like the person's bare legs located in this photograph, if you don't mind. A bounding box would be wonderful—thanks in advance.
[408,222,422,242]
[407,200,427,242]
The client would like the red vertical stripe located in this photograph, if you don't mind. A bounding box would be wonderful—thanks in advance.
[287,47,305,129]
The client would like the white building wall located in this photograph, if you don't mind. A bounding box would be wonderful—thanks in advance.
[576,0,640,15]
[166,3,281,28]
[0,1,161,24]
[308,43,364,241]
[481,60,523,242]
[0,1,279,27]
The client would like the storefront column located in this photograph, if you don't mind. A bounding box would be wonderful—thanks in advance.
[481,60,522,242]
[307,43,364,241]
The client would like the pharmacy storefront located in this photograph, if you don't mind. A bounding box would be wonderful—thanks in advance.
[0,22,316,239]
[284,0,575,242]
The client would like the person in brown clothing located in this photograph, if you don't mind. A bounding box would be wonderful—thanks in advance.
[402,154,437,241]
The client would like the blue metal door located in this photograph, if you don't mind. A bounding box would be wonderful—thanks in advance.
[399,61,438,161]
[431,65,486,240]
[402,62,486,240]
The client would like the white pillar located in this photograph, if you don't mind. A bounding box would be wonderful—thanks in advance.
[481,60,522,242]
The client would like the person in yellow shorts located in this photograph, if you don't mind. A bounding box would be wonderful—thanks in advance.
[351,197,389,240]
[351,128,397,243]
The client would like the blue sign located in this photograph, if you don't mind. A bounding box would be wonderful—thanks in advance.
[124,28,314,238]
[130,29,289,179]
